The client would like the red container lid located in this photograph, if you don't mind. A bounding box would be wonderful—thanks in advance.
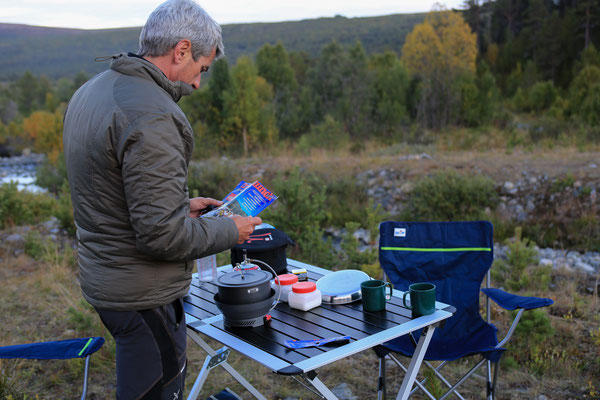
[292,281,316,294]
[274,274,298,286]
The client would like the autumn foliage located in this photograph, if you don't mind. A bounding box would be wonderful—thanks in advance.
[402,10,478,129]
[23,110,63,164]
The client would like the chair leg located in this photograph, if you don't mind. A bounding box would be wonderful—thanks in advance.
[490,361,500,400]
[438,358,487,400]
[423,361,466,400]
[378,353,386,400]
[80,354,91,400]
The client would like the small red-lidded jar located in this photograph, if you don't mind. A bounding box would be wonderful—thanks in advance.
[271,273,298,302]
[288,281,322,311]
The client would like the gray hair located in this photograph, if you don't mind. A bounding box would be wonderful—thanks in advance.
[138,0,224,60]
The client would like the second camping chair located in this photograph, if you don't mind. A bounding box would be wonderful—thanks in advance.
[0,336,105,400]
[376,221,553,400]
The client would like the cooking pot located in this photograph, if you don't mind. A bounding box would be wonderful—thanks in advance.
[215,268,273,305]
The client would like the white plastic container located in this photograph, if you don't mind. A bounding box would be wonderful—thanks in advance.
[197,254,217,282]
[288,281,322,311]
[271,274,298,302]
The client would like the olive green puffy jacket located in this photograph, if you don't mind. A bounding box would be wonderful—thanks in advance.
[63,53,238,311]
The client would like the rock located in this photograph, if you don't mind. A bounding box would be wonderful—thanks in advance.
[399,182,414,193]
[6,234,24,244]
[41,216,59,231]
[331,383,357,400]
[537,395,548,400]
[353,229,371,245]
[539,258,554,267]
[575,261,595,274]
[526,200,536,212]
[503,181,514,191]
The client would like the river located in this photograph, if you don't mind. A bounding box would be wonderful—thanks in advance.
[0,154,47,193]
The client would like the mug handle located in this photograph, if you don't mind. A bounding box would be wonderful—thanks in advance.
[385,282,393,301]
[402,291,412,309]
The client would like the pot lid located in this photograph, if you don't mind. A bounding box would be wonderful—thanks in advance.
[316,269,370,302]
[216,269,272,287]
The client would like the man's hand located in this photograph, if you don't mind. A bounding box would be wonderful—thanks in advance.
[232,216,263,244]
[189,197,222,218]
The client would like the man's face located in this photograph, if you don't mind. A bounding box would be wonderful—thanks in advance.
[175,47,216,90]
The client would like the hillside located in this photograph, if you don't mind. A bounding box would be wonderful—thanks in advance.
[0,13,424,80]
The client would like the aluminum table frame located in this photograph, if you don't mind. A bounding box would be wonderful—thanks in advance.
[184,259,453,400]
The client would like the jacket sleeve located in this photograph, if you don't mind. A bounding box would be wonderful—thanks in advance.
[117,112,238,261]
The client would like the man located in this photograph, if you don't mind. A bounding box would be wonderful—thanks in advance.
[62,1,262,398]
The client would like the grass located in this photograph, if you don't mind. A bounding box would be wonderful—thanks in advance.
[1,235,598,399]
[1,144,599,399]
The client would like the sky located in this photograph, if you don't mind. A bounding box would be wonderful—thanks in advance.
[0,0,466,30]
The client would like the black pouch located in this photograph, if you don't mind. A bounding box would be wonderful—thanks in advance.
[230,228,295,275]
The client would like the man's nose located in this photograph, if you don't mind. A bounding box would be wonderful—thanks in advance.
[192,75,201,89]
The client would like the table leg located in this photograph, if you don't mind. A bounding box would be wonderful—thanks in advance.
[186,330,267,400]
[304,371,339,400]
[395,326,436,400]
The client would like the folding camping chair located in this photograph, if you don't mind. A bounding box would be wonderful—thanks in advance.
[376,221,553,400]
[0,336,105,399]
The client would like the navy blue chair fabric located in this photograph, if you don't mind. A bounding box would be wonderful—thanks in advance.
[0,337,105,360]
[380,221,502,362]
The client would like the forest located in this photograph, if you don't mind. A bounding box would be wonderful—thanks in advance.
[1,0,599,162]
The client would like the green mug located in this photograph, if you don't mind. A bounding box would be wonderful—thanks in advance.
[361,280,393,312]
[402,282,436,316]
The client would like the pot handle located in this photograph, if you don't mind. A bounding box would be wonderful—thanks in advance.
[248,258,281,313]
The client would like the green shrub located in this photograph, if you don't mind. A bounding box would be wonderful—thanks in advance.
[339,222,377,271]
[528,116,568,142]
[528,81,557,113]
[579,83,600,125]
[322,176,375,227]
[0,182,56,229]
[511,308,556,374]
[492,227,546,291]
[262,168,337,267]
[55,181,75,235]
[297,115,349,153]
[36,153,68,194]
[402,170,498,221]
[24,230,69,264]
[187,160,242,201]
[24,230,48,260]
[568,65,600,117]
[550,172,575,193]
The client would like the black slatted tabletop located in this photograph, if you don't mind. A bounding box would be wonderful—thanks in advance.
[184,259,453,376]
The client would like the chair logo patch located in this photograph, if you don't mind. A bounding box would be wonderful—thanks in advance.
[394,228,406,237]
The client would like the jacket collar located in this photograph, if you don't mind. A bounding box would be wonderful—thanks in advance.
[109,53,194,102]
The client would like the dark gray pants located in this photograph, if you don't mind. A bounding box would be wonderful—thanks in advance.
[95,298,187,400]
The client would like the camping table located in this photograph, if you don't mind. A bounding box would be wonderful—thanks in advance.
[184,259,454,400]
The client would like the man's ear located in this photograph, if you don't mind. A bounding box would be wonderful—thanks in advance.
[173,39,192,64]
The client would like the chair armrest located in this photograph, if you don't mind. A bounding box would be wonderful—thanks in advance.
[481,288,554,311]
[0,337,105,360]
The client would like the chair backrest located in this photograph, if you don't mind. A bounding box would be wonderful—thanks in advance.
[379,221,497,360]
